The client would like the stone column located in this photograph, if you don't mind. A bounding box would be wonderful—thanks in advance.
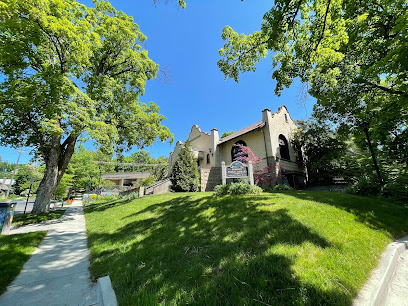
[221,161,226,185]
[248,161,254,185]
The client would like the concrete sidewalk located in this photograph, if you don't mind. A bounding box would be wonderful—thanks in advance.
[0,199,97,306]
[354,236,408,306]
[384,249,408,306]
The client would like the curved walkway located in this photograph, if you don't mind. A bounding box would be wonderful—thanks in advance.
[0,199,97,306]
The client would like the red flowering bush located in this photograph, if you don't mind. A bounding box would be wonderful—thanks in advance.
[233,144,283,188]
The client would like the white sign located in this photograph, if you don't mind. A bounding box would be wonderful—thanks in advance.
[221,161,254,185]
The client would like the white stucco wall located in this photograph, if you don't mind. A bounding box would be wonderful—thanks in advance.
[168,126,219,169]
[264,106,298,162]
[217,129,268,169]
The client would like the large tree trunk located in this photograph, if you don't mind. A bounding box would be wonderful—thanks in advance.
[32,134,77,213]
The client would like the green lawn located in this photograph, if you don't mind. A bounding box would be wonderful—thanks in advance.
[0,194,21,201]
[84,191,408,305]
[12,210,66,227]
[0,231,47,295]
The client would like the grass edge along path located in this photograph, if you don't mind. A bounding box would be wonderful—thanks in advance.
[12,210,66,227]
[84,191,408,305]
[0,231,47,296]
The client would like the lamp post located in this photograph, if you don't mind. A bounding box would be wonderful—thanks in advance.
[23,178,35,214]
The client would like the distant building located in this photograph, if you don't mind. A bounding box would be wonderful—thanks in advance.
[1,178,15,192]
[169,105,306,191]
[102,172,151,187]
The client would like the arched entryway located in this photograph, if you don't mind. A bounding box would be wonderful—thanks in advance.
[231,140,247,162]
[278,135,290,160]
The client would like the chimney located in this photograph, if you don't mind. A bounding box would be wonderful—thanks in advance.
[211,129,219,165]
[262,108,271,123]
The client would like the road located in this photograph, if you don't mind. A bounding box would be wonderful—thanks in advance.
[11,199,63,216]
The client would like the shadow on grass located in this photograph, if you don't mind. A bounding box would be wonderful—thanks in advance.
[0,231,47,295]
[285,191,408,239]
[85,194,351,305]
[83,198,132,213]
[12,210,66,227]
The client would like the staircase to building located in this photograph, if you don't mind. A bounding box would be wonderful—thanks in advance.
[145,178,171,195]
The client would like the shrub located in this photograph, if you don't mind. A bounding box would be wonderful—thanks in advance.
[346,178,381,196]
[138,176,156,187]
[214,183,262,196]
[121,192,139,201]
[381,172,408,202]
[273,184,293,191]
[89,194,98,200]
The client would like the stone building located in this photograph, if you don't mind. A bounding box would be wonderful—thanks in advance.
[169,105,306,191]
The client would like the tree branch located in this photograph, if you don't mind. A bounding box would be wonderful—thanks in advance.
[21,15,67,74]
[58,133,77,181]
[229,39,269,67]
[21,115,47,161]
[365,81,408,97]
[314,0,331,51]
[289,0,303,37]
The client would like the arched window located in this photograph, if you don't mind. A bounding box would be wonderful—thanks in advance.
[278,135,290,160]
[231,140,247,162]
[206,154,210,164]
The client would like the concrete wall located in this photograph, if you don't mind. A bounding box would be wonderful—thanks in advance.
[145,178,171,195]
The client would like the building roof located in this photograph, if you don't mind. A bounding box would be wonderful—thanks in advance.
[217,121,265,145]
[1,179,15,186]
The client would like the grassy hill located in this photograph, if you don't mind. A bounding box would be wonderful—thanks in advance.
[84,191,408,305]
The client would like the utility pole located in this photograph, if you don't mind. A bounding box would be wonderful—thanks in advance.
[5,149,24,201]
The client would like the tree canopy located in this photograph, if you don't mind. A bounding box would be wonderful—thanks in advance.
[217,0,407,190]
[218,0,407,101]
[0,0,173,212]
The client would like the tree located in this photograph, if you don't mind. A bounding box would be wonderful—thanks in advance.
[220,131,234,139]
[170,140,199,192]
[150,156,169,182]
[53,173,73,200]
[217,0,407,186]
[0,0,173,212]
[127,151,155,172]
[292,119,356,186]
[13,164,43,195]
[65,145,100,190]
[0,157,13,177]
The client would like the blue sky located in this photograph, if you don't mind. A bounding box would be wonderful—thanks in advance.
[0,0,314,164]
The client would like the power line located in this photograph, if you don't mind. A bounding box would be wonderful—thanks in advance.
[94,161,164,167]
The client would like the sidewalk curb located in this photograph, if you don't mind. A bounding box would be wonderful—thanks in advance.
[97,276,118,306]
[353,235,408,306]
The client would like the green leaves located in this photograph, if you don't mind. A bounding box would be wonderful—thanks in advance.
[218,26,268,82]
[0,0,173,211]
[170,140,199,192]
[0,0,172,157]
[218,0,407,104]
